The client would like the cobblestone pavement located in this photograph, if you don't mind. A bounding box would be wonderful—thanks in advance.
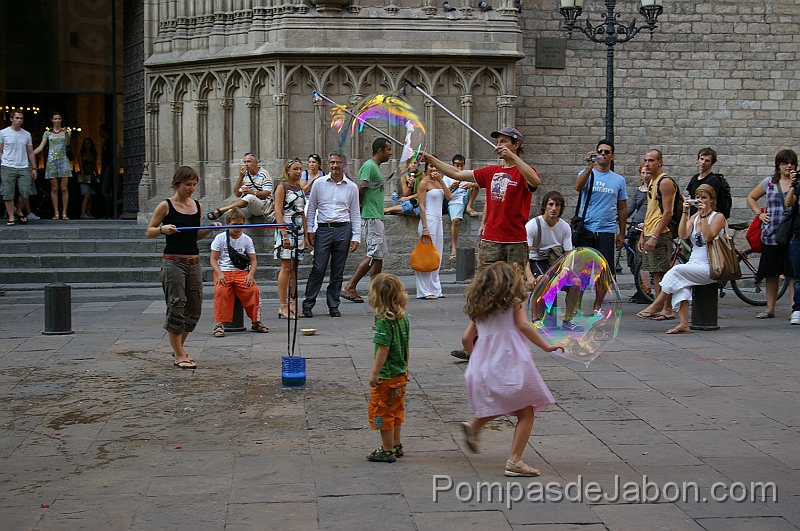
[1,287,799,531]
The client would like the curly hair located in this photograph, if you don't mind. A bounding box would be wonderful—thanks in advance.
[464,262,526,322]
[368,273,408,320]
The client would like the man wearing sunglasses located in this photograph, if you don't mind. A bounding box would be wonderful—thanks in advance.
[573,139,628,276]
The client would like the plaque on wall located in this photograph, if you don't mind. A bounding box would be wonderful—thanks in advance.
[536,38,567,69]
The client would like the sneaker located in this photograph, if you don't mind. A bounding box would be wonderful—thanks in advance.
[392,444,404,458]
[561,319,584,332]
[531,319,544,330]
[791,311,800,325]
[366,446,396,463]
[26,213,39,220]
[450,348,469,361]
[80,214,95,219]
[594,308,605,318]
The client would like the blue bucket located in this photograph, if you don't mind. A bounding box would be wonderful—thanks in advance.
[281,356,306,386]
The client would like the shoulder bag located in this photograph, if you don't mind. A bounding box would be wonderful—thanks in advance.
[707,218,741,281]
[226,230,251,270]
[570,171,593,247]
[535,216,565,266]
[410,236,440,272]
[776,202,799,247]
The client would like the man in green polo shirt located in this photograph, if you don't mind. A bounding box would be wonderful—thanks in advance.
[343,138,392,302]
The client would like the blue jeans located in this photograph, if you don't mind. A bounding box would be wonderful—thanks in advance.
[789,237,800,312]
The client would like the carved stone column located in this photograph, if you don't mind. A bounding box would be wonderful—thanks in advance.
[460,95,473,163]
[195,101,209,197]
[221,98,235,197]
[314,98,325,158]
[424,100,435,156]
[246,97,261,156]
[273,93,288,159]
[496,95,517,130]
[348,93,362,163]
[170,101,183,168]
[143,102,160,200]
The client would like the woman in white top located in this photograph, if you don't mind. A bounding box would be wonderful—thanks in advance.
[415,162,452,299]
[637,184,726,334]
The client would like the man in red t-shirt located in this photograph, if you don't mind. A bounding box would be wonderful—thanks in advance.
[423,127,541,271]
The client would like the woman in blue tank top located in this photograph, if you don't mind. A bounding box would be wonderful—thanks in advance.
[146,166,220,369]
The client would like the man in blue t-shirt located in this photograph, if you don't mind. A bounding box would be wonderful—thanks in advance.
[573,139,628,274]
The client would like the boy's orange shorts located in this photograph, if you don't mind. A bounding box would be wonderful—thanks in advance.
[368,373,407,431]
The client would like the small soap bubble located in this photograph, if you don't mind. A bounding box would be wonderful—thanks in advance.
[528,247,622,366]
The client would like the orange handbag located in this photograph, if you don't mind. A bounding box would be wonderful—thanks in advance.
[410,236,440,272]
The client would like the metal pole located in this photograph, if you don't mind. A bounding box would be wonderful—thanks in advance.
[311,91,405,147]
[402,79,496,148]
[606,44,614,146]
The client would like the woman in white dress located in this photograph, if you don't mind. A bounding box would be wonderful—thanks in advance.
[637,184,726,334]
[415,163,452,299]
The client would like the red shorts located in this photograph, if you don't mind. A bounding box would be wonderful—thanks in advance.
[368,374,407,431]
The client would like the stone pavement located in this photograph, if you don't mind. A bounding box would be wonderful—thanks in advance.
[1,285,800,531]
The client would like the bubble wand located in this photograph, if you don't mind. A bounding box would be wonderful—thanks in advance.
[402,78,495,148]
[312,90,405,147]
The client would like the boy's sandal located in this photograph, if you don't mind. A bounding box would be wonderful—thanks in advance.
[251,321,269,333]
[213,324,225,337]
[207,208,223,220]
[505,460,540,477]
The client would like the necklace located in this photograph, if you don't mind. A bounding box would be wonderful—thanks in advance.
[699,212,711,218]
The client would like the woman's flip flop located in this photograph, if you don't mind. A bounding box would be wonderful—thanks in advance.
[207,208,224,220]
[756,311,775,319]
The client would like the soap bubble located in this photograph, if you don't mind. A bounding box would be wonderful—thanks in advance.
[528,247,622,366]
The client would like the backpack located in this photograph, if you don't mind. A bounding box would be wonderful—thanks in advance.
[687,172,732,219]
[654,173,683,239]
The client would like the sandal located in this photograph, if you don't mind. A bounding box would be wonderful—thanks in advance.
[213,323,225,337]
[251,321,269,333]
[756,311,775,319]
[15,214,27,224]
[173,358,197,369]
[467,209,479,218]
[207,208,224,221]
[666,326,690,334]
[6,220,14,226]
[505,459,540,477]
[461,422,480,453]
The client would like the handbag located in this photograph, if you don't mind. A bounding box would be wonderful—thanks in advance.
[226,230,251,270]
[707,219,741,281]
[571,171,594,247]
[745,208,764,253]
[534,216,565,266]
[776,203,799,247]
[410,235,440,272]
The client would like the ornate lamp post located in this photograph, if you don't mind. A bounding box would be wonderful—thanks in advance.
[559,0,664,144]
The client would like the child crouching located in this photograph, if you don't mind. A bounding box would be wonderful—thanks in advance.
[366,273,410,463]
[209,208,268,337]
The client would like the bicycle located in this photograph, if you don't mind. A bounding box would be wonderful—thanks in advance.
[718,222,789,306]
[632,227,691,303]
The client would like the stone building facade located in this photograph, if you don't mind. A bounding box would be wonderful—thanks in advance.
[142,0,800,227]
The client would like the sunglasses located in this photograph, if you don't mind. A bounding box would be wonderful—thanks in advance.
[597,149,612,155]
[287,157,301,164]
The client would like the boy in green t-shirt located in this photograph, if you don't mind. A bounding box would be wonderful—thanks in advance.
[366,273,410,463]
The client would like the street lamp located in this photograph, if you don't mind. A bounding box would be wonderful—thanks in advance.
[558,0,664,145]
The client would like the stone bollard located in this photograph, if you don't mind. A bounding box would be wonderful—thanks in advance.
[43,282,74,335]
[456,246,475,282]
[690,282,720,331]
[224,296,246,332]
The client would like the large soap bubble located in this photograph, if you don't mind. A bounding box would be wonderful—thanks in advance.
[528,247,622,366]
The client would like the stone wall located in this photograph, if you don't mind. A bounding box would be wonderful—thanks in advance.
[518,0,800,223]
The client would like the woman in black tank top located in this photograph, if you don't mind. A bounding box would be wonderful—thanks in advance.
[146,166,220,369]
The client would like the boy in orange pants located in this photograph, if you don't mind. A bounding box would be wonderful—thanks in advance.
[209,208,268,336]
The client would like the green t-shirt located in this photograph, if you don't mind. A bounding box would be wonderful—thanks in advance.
[359,158,385,220]
[373,315,410,379]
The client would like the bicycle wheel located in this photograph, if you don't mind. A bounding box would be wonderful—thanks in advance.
[731,250,790,305]
[633,253,687,304]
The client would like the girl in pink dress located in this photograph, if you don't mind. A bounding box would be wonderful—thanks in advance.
[461,262,564,477]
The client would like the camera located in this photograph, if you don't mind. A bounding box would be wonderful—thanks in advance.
[585,153,605,164]
[688,199,700,206]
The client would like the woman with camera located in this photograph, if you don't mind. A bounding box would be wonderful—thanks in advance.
[746,149,797,320]
[637,184,726,334]
[782,166,800,325]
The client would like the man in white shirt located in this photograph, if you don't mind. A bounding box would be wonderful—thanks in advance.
[525,191,582,331]
[206,153,274,221]
[302,152,361,318]
[443,154,476,259]
[0,110,38,225]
